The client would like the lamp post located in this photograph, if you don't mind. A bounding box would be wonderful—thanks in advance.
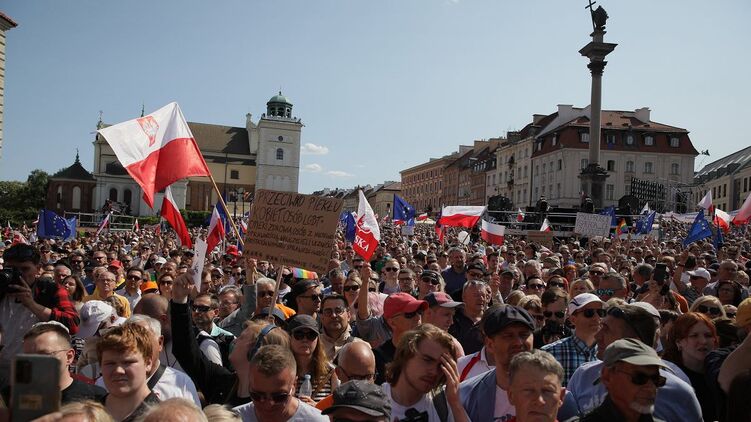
[578,2,617,209]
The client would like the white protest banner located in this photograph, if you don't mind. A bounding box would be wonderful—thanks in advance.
[245,189,344,275]
[191,237,207,291]
[574,212,612,237]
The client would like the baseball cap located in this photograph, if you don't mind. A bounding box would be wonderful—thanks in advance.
[383,293,428,319]
[285,314,320,335]
[601,338,671,369]
[735,297,751,328]
[107,260,123,269]
[500,269,515,277]
[686,267,711,281]
[155,257,167,265]
[466,262,488,275]
[140,281,159,294]
[420,270,441,284]
[225,245,240,257]
[568,293,604,316]
[77,301,115,339]
[321,380,391,418]
[425,292,463,308]
[482,305,535,337]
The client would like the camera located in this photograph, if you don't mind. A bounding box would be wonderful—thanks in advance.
[0,267,23,295]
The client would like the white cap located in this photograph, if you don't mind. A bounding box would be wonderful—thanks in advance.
[155,257,167,265]
[568,293,604,316]
[77,301,115,339]
[686,267,711,281]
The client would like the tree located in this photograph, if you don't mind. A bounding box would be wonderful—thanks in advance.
[0,169,50,224]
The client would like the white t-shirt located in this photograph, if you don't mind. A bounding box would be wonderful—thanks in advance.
[382,382,455,422]
[233,399,327,422]
[493,385,515,422]
[456,347,493,381]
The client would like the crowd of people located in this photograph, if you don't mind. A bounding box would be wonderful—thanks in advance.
[0,217,749,422]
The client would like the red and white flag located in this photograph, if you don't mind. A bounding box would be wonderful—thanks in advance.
[97,102,211,208]
[481,220,506,245]
[206,206,226,254]
[416,213,428,221]
[733,192,751,225]
[354,190,380,261]
[697,191,713,211]
[161,186,192,248]
[714,208,731,233]
[96,212,112,237]
[516,208,525,222]
[132,219,140,232]
[439,206,486,228]
[12,231,29,245]
[540,218,551,232]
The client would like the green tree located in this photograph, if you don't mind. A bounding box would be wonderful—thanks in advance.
[0,169,50,225]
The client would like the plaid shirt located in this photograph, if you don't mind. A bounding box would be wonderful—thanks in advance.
[32,278,80,334]
[541,333,597,386]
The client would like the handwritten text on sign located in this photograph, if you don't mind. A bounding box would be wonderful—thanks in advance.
[244,189,343,275]
[574,212,612,237]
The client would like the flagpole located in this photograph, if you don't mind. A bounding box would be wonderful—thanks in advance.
[268,264,285,323]
[205,172,244,246]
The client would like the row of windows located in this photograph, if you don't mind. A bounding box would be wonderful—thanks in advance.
[404,169,441,184]
[579,132,680,147]
[578,159,679,175]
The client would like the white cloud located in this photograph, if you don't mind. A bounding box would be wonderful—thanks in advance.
[303,163,322,173]
[326,170,354,178]
[301,143,329,155]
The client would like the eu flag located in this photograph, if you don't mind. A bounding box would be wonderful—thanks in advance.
[393,194,416,226]
[37,209,77,241]
[683,210,712,246]
[599,206,617,226]
[636,211,656,235]
[342,212,357,243]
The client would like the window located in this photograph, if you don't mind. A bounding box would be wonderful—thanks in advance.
[56,186,62,204]
[230,170,240,180]
[670,137,680,147]
[542,163,547,174]
[123,189,132,207]
[580,132,590,143]
[644,162,653,173]
[581,159,589,169]
[276,148,284,160]
[625,185,631,195]
[606,134,616,144]
[607,160,615,171]
[552,135,557,146]
[606,184,614,200]
[626,134,634,145]
[670,163,679,175]
[557,160,562,171]
[556,183,561,198]
[723,184,727,197]
[524,166,528,178]
[542,186,546,195]
[745,178,748,192]
[644,135,654,146]
[109,188,118,202]
[72,186,81,210]
[535,166,539,176]
[626,161,634,173]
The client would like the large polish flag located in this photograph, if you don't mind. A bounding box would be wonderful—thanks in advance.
[439,206,486,228]
[481,220,506,245]
[161,186,192,248]
[697,191,713,210]
[354,190,381,261]
[713,208,731,233]
[732,192,751,225]
[540,218,552,232]
[97,102,211,208]
[206,206,226,254]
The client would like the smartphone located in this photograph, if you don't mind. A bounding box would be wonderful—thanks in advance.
[11,354,61,422]
[653,263,668,284]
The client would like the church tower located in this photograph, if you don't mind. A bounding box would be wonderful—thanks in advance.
[253,92,302,193]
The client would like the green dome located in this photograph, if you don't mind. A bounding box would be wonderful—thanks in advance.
[268,92,292,105]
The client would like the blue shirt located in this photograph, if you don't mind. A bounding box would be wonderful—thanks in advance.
[540,333,597,386]
[441,267,467,294]
[559,359,703,422]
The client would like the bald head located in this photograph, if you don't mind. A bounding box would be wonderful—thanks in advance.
[133,294,170,340]
[337,341,376,383]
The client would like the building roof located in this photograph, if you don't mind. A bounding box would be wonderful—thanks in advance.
[188,122,250,155]
[267,92,292,106]
[51,154,95,181]
[695,145,751,181]
[0,12,18,30]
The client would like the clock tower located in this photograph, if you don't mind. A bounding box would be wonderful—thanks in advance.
[252,92,302,193]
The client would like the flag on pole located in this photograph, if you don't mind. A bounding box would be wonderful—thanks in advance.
[540,218,551,232]
[96,212,112,237]
[354,190,380,261]
[697,191,713,210]
[636,211,656,235]
[732,192,751,225]
[439,206,486,228]
[161,186,192,248]
[713,208,731,233]
[683,210,713,246]
[599,206,617,226]
[37,209,77,241]
[392,194,416,226]
[517,208,525,222]
[132,218,140,232]
[12,231,29,245]
[97,102,212,208]
[416,213,428,221]
[616,218,628,234]
[640,202,650,215]
[481,220,506,245]
[206,206,226,254]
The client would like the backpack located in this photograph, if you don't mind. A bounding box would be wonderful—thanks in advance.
[198,332,234,370]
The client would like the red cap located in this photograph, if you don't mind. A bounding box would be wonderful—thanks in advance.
[225,245,240,257]
[108,260,123,269]
[383,293,428,319]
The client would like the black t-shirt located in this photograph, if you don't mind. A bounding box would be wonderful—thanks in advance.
[100,392,160,422]
[374,339,396,385]
[62,379,107,404]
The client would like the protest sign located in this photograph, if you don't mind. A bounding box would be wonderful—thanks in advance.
[244,189,343,275]
[527,231,554,247]
[574,212,612,237]
[191,237,207,290]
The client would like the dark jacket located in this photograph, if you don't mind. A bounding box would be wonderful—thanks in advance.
[578,395,666,422]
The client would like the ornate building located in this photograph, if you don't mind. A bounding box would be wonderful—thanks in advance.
[0,12,17,159]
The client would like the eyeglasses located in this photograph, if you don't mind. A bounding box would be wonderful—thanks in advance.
[397,309,423,319]
[615,368,666,387]
[338,367,376,382]
[300,294,323,301]
[292,329,318,341]
[384,267,399,272]
[368,287,377,292]
[576,308,606,318]
[548,281,565,288]
[343,285,360,293]
[421,278,440,285]
[527,284,544,290]
[697,305,722,316]
[544,310,566,319]
[35,349,70,357]
[191,305,213,313]
[248,390,291,404]
[258,291,275,298]
[595,288,615,297]
[322,307,346,317]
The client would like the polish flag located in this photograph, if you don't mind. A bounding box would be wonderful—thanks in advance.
[161,186,192,248]
[517,208,525,222]
[417,213,428,221]
[132,219,140,232]
[439,206,486,228]
[481,220,506,245]
[354,190,380,261]
[540,218,552,232]
[697,191,713,211]
[96,212,112,237]
[12,231,29,245]
[97,102,211,208]
[713,208,731,233]
[206,206,226,254]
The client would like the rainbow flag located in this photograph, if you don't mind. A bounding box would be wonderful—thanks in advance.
[291,268,318,279]
[616,218,628,234]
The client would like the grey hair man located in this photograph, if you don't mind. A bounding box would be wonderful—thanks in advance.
[507,350,566,422]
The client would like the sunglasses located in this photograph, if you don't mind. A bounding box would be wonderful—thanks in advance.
[300,294,323,301]
[353,265,363,270]
[544,310,566,319]
[126,275,141,280]
[368,287,377,292]
[577,308,606,318]
[697,305,721,316]
[527,284,544,290]
[231,272,242,277]
[468,271,485,278]
[595,288,614,297]
[343,285,360,292]
[615,368,666,387]
[398,278,413,282]
[548,281,565,288]
[384,267,399,272]
[292,329,318,341]
[191,305,213,313]
[71,260,84,264]
[322,307,346,317]
[258,291,275,298]
[421,278,440,285]
[398,309,423,319]
[589,271,604,276]
[727,312,737,318]
[248,390,291,404]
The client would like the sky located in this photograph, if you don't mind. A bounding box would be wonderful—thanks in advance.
[1,0,750,193]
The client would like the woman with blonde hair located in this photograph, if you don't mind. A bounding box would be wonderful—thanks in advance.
[689,295,727,319]
[505,289,526,306]
[568,278,594,297]
[517,295,545,328]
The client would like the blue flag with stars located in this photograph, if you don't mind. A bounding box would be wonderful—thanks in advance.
[636,211,656,234]
[393,194,415,226]
[599,206,617,226]
[683,210,713,246]
[37,209,77,241]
